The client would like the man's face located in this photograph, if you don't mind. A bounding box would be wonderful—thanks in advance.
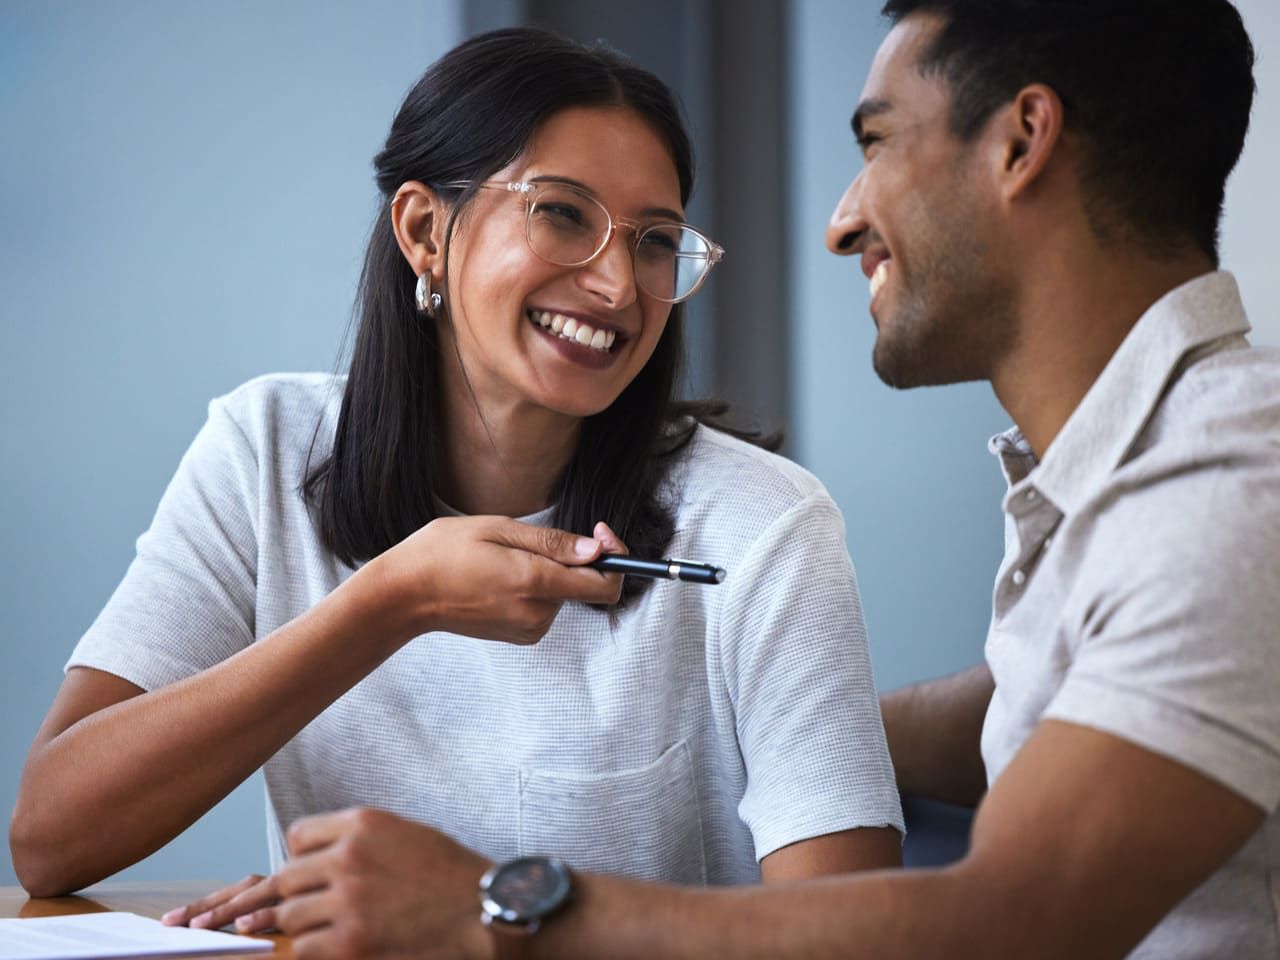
[826,13,1017,388]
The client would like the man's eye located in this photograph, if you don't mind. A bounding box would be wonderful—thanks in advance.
[856,132,882,151]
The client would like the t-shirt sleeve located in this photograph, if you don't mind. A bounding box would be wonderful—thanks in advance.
[67,396,260,690]
[717,491,904,860]
[1044,467,1280,812]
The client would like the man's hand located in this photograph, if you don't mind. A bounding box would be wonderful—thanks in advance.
[235,808,494,960]
[525,721,1268,960]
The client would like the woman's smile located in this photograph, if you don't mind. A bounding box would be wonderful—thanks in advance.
[440,105,680,416]
[527,308,628,370]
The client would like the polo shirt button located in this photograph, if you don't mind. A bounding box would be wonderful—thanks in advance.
[1025,490,1038,502]
[1012,569,1027,586]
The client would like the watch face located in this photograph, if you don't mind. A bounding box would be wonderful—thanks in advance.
[486,857,571,921]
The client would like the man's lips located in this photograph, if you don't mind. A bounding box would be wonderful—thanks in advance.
[869,259,890,302]
[861,247,891,280]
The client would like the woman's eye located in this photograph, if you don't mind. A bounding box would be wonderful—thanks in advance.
[637,229,681,258]
[534,202,587,228]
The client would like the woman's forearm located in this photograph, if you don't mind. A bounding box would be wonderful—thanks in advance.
[11,516,618,896]
[9,558,410,896]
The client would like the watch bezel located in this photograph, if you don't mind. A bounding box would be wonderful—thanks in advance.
[479,856,572,934]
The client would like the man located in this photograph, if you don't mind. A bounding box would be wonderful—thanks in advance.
[180,1,1279,956]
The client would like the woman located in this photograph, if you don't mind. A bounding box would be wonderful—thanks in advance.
[10,27,902,912]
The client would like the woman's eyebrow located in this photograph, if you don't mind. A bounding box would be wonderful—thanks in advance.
[528,173,686,222]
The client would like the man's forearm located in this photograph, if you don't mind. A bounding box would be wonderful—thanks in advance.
[532,865,993,960]
[880,664,993,806]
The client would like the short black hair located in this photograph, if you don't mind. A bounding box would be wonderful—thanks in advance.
[881,0,1256,263]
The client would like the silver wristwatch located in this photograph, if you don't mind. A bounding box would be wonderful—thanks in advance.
[479,856,572,935]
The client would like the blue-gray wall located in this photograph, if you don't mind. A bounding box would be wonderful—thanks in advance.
[0,0,460,886]
[2,0,1276,889]
[1223,0,1280,346]
[787,1,1005,694]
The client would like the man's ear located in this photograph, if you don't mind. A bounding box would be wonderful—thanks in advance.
[390,181,448,282]
[991,83,1065,203]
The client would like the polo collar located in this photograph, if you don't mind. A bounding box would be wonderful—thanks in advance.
[992,271,1250,514]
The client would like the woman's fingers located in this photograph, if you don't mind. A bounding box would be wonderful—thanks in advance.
[161,873,265,926]
[386,515,624,642]
[486,517,601,566]
[593,521,630,555]
[188,874,280,930]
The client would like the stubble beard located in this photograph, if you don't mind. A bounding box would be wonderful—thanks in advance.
[871,224,1018,390]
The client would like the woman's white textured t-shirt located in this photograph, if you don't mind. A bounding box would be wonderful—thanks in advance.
[68,373,903,884]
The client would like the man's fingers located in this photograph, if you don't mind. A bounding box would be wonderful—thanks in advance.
[286,810,359,857]
[275,889,342,939]
[291,929,341,960]
[233,906,279,934]
[276,847,339,900]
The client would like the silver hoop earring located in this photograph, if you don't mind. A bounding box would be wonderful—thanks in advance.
[415,273,442,318]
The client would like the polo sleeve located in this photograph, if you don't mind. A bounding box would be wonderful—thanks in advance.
[67,396,260,690]
[716,491,904,860]
[1044,461,1280,812]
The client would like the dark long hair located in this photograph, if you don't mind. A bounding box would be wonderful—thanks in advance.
[306,27,768,606]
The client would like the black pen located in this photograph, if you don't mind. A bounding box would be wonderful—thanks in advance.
[591,555,727,585]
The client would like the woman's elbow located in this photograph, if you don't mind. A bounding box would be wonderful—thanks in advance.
[9,803,81,897]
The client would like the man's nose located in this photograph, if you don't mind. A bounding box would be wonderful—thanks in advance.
[826,174,867,256]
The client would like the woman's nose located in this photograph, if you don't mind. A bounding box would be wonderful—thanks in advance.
[577,229,638,309]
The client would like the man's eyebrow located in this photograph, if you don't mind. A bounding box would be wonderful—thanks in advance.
[851,98,893,140]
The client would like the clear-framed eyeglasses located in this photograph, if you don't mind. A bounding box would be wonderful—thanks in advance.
[446,179,724,304]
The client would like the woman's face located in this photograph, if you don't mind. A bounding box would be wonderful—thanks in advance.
[442,105,684,419]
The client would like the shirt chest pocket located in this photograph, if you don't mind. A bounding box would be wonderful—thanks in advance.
[517,738,707,885]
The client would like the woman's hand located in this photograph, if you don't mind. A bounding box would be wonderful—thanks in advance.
[371,516,627,644]
[262,808,493,960]
[162,873,279,932]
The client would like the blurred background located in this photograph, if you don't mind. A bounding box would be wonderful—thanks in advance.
[2,0,1276,886]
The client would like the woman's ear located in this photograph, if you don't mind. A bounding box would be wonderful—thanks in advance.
[390,182,448,282]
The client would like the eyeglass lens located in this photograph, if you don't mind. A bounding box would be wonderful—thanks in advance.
[525,184,713,302]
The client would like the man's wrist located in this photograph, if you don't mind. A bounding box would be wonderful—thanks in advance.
[479,856,573,952]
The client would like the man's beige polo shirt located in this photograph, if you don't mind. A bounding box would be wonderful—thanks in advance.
[980,271,1280,956]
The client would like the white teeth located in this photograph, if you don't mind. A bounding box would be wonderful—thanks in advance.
[528,310,616,353]
[869,260,890,299]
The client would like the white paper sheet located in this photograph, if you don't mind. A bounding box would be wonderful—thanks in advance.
[0,911,273,959]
